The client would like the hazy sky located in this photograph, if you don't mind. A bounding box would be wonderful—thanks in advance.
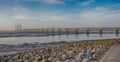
[0,0,120,30]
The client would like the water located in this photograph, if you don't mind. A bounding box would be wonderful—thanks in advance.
[0,34,120,45]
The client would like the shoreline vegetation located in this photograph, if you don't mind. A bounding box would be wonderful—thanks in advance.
[0,39,120,62]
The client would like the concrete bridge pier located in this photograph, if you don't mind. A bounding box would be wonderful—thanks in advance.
[34,30,38,34]
[100,29,103,37]
[115,29,119,37]
[66,29,70,34]
[86,29,89,36]
[37,30,40,35]
[75,28,79,34]
[51,28,55,35]
[58,29,61,34]
[40,29,44,34]
[45,29,49,34]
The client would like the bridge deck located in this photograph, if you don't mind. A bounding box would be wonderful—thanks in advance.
[100,44,120,62]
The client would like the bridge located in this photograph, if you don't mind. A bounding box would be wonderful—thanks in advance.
[14,27,120,37]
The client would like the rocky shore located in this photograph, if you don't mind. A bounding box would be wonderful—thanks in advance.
[0,39,120,62]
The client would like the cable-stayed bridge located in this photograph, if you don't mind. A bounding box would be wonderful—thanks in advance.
[0,27,120,37]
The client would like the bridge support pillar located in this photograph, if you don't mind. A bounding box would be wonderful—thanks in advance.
[37,30,40,35]
[46,29,49,34]
[66,29,69,34]
[75,29,79,34]
[116,29,119,37]
[86,29,89,36]
[100,29,103,36]
[41,29,44,34]
[58,29,61,34]
[52,28,55,35]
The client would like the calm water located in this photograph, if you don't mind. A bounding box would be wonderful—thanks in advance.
[0,34,120,45]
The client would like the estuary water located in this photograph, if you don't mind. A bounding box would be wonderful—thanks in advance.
[0,34,120,45]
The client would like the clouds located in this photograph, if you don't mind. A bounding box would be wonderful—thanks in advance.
[0,0,64,4]
[78,7,120,27]
[0,0,96,6]
[25,0,64,4]
[0,6,120,29]
[26,0,96,5]
[0,0,120,30]
[79,0,95,6]
[40,0,63,4]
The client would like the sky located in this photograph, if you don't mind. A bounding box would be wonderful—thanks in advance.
[0,0,120,30]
